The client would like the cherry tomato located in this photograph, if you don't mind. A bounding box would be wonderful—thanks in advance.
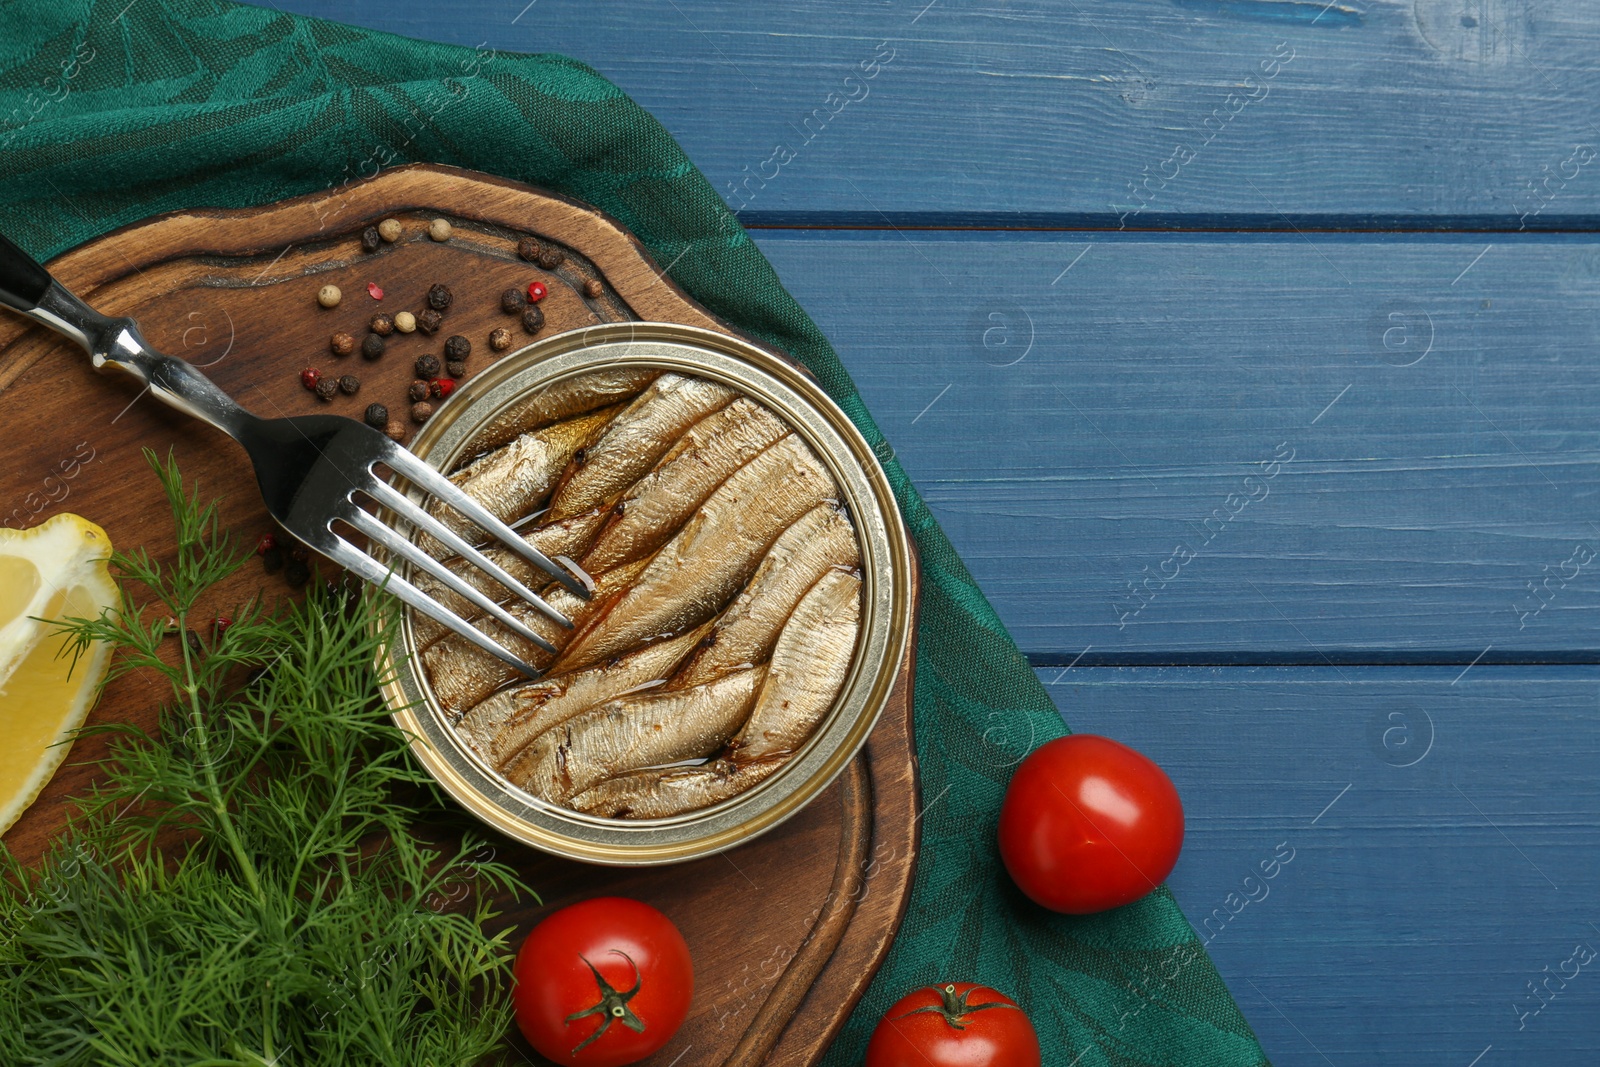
[865,982,1040,1067]
[998,733,1184,914]
[512,897,692,1066]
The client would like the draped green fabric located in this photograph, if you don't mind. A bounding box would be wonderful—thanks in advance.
[0,3,1269,1063]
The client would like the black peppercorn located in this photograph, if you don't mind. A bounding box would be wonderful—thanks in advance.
[489,327,513,352]
[426,283,453,311]
[409,379,431,402]
[583,278,604,299]
[417,308,443,335]
[364,402,388,429]
[521,306,545,334]
[284,558,311,587]
[338,374,360,396]
[314,376,339,401]
[446,360,467,379]
[262,545,285,574]
[500,286,526,313]
[415,353,442,378]
[536,247,564,270]
[517,236,541,262]
[361,333,385,360]
[444,335,471,362]
[361,226,380,253]
[370,313,394,336]
[411,401,434,423]
[330,331,356,356]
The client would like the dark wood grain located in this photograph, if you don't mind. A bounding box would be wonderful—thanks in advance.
[0,163,919,1066]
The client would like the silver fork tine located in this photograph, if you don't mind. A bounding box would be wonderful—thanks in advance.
[345,508,560,655]
[362,477,574,629]
[319,532,544,678]
[376,445,592,599]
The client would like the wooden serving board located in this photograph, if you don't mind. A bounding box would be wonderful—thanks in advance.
[0,163,920,1066]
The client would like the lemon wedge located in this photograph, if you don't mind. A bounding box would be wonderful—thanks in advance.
[0,514,116,837]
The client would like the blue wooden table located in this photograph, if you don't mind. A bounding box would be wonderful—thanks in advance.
[259,2,1600,1062]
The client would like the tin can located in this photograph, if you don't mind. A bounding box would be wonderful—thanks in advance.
[380,322,914,865]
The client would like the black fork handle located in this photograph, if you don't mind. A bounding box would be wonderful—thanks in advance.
[0,231,52,313]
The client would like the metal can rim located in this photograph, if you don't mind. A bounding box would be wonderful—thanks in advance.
[378,322,914,866]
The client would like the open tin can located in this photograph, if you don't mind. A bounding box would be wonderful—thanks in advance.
[379,323,914,865]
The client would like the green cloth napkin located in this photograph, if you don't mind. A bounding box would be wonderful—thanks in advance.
[0,3,1270,1063]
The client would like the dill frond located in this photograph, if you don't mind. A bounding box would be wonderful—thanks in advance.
[0,452,528,1066]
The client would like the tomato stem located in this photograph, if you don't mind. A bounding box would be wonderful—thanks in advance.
[894,984,1021,1031]
[565,950,647,1054]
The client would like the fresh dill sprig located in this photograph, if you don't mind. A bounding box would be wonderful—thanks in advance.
[0,451,529,1066]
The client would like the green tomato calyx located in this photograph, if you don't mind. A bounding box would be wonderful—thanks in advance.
[895,983,1020,1031]
[566,950,646,1053]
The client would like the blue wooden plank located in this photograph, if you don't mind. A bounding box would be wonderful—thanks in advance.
[258,0,1600,226]
[750,228,1600,660]
[1036,664,1600,1066]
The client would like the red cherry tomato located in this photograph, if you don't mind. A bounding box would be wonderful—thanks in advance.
[998,734,1184,914]
[865,982,1040,1067]
[512,897,692,1066]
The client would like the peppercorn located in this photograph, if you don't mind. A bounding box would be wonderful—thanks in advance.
[370,313,394,336]
[444,335,471,362]
[364,402,388,429]
[489,326,513,351]
[284,558,311,587]
[426,283,453,311]
[417,308,443,334]
[446,360,467,379]
[527,281,548,303]
[409,379,431,402]
[330,331,356,357]
[521,306,545,334]
[361,226,380,253]
[316,284,341,308]
[517,236,541,262]
[361,333,385,360]
[300,367,321,391]
[338,374,360,396]
[394,310,416,333]
[411,401,434,423]
[428,218,452,242]
[537,246,564,270]
[366,281,384,301]
[289,545,310,563]
[378,218,402,242]
[414,353,442,378]
[583,278,604,299]
[213,616,233,637]
[314,376,339,401]
[262,545,285,574]
[385,418,407,442]
[434,378,456,400]
[256,533,277,555]
[500,286,526,313]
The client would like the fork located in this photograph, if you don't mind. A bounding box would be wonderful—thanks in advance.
[0,232,587,678]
